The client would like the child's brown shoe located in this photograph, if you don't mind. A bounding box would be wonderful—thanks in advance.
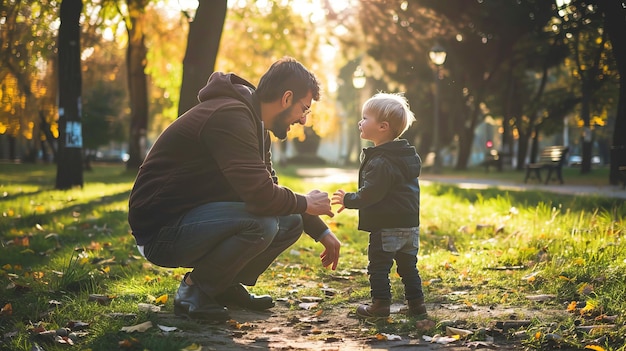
[356,298,391,319]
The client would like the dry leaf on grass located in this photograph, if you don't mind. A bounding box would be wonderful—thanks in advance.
[121,321,153,333]
[138,303,161,312]
[157,324,178,332]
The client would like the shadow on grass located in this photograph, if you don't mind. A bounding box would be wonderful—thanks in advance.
[3,190,131,232]
[0,162,137,185]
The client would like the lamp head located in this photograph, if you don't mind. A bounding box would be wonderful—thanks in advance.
[429,44,447,66]
[352,66,366,89]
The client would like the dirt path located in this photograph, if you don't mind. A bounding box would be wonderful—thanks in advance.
[155,299,568,350]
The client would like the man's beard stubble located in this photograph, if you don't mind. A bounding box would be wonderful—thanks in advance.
[269,105,294,140]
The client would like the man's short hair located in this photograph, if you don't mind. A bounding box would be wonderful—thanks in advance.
[256,57,321,103]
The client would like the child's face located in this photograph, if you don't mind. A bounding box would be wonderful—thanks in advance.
[358,111,386,143]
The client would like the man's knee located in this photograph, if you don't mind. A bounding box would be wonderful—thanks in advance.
[279,214,303,238]
[254,216,281,242]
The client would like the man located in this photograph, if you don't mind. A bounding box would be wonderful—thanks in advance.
[128,57,341,322]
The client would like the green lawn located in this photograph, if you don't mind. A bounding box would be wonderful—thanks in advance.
[429,164,616,186]
[0,162,625,351]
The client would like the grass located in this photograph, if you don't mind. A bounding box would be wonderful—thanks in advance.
[428,163,616,186]
[0,162,625,351]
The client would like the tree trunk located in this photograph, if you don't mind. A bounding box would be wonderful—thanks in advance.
[125,0,149,171]
[530,125,540,162]
[517,129,530,170]
[55,0,84,189]
[580,78,592,174]
[455,95,483,170]
[595,0,626,185]
[177,0,227,116]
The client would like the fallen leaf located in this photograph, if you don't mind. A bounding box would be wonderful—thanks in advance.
[379,333,401,340]
[309,327,322,334]
[581,299,598,314]
[121,321,153,333]
[525,294,555,302]
[14,236,30,247]
[299,302,318,310]
[422,335,458,344]
[157,324,177,332]
[301,296,323,302]
[118,337,141,348]
[522,271,540,282]
[154,294,168,304]
[467,341,496,348]
[321,288,337,296]
[228,320,254,330]
[55,335,74,345]
[138,303,161,313]
[446,326,473,337]
[264,327,282,334]
[181,343,202,351]
[45,233,59,240]
[567,301,578,312]
[0,303,12,316]
[594,314,617,322]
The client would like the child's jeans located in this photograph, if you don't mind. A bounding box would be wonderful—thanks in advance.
[367,227,423,300]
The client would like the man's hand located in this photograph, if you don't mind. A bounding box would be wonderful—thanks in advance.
[319,231,341,270]
[331,189,346,213]
[305,190,334,217]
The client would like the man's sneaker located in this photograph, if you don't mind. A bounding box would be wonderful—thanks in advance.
[173,273,230,322]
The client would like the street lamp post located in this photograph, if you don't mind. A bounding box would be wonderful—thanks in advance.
[429,44,447,173]
[347,66,366,164]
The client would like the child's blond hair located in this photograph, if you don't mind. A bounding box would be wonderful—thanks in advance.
[362,92,416,139]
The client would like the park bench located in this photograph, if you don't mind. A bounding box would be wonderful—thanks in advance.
[524,146,569,184]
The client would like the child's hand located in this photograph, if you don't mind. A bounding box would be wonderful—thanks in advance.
[331,189,346,213]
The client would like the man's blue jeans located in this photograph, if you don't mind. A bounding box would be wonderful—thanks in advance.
[142,202,303,297]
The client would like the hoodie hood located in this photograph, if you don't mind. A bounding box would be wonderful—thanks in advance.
[364,139,422,180]
[197,72,259,115]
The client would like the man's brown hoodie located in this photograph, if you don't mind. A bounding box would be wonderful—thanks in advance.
[128,72,328,245]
